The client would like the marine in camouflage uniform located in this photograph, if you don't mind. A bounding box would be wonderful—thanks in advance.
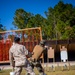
[30,40,47,75]
[9,37,35,75]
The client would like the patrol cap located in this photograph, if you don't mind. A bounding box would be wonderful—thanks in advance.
[14,36,20,43]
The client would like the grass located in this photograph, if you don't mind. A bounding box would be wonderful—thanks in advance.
[0,66,75,75]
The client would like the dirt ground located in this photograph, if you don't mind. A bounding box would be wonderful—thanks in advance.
[0,61,75,70]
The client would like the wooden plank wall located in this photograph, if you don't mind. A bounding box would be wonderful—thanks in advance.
[0,27,42,63]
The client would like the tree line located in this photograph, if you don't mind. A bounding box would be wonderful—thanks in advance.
[1,1,75,40]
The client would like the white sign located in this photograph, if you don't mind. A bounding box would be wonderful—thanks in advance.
[60,50,68,62]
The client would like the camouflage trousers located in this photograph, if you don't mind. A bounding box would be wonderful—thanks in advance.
[30,59,45,75]
[14,61,35,75]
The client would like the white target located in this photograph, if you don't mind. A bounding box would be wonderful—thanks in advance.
[60,50,68,62]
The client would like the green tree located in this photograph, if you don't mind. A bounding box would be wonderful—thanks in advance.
[0,24,6,31]
[45,1,75,40]
[0,19,6,31]
[13,1,75,40]
[13,9,33,29]
[13,9,47,39]
[13,9,46,28]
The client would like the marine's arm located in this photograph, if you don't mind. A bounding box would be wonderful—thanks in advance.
[9,49,15,67]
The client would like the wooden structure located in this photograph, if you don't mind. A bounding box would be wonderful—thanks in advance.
[0,27,42,63]
[46,39,75,61]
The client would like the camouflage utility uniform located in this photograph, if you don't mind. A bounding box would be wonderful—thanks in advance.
[9,42,35,75]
